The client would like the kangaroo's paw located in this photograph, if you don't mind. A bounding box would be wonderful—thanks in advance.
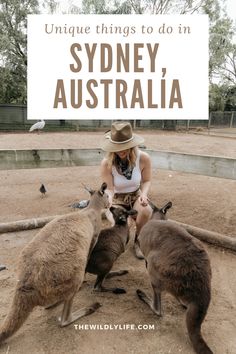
[112,288,126,294]
[59,302,102,327]
[136,289,162,317]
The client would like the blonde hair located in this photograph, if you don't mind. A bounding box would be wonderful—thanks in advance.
[106,147,138,169]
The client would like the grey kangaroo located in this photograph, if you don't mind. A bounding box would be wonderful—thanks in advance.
[136,201,213,354]
[0,182,109,344]
[86,206,137,293]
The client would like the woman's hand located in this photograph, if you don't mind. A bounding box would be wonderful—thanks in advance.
[139,152,151,207]
[139,193,149,207]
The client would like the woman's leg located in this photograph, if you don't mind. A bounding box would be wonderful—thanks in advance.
[133,200,153,259]
[133,200,153,235]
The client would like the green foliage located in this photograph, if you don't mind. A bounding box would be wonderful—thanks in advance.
[81,0,110,14]
[209,83,236,112]
[209,83,227,111]
[0,65,26,103]
[112,0,133,14]
[98,0,222,16]
[0,0,39,103]
[81,0,133,14]
[0,0,235,105]
[42,0,60,14]
[224,86,236,111]
[209,16,236,85]
[201,0,221,21]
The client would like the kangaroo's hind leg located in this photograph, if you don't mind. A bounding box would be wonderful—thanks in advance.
[152,283,162,316]
[94,274,126,294]
[59,294,101,327]
[136,282,162,317]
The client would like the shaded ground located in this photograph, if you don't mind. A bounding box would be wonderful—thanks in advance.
[0,131,236,354]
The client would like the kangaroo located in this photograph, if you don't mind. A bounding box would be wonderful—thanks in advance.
[0,182,109,344]
[136,201,213,354]
[86,206,137,294]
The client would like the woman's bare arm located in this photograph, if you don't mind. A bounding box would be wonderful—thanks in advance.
[139,151,152,206]
[100,158,114,205]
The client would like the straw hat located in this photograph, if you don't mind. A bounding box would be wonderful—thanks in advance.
[101,122,144,152]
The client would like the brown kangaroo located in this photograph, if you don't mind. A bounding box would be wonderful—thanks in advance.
[86,206,137,294]
[136,201,213,354]
[0,182,109,344]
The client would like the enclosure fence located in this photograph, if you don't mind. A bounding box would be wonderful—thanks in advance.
[0,104,235,132]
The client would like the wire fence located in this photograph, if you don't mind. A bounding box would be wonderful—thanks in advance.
[0,104,235,133]
[208,111,236,129]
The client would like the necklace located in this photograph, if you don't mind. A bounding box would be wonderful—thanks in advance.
[116,156,134,180]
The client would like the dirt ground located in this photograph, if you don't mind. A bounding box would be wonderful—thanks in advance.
[0,130,236,354]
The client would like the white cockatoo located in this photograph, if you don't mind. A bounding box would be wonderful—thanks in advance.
[29,120,45,133]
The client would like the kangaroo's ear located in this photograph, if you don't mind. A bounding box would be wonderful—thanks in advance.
[160,201,172,214]
[99,182,107,195]
[82,184,95,195]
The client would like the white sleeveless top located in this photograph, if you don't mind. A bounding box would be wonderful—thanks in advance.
[112,150,142,193]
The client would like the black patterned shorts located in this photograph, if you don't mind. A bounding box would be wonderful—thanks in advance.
[112,189,141,210]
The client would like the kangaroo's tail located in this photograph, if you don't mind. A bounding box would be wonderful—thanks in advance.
[0,287,34,344]
[186,302,213,354]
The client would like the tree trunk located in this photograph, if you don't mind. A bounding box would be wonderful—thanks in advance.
[0,215,235,252]
[170,219,236,252]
